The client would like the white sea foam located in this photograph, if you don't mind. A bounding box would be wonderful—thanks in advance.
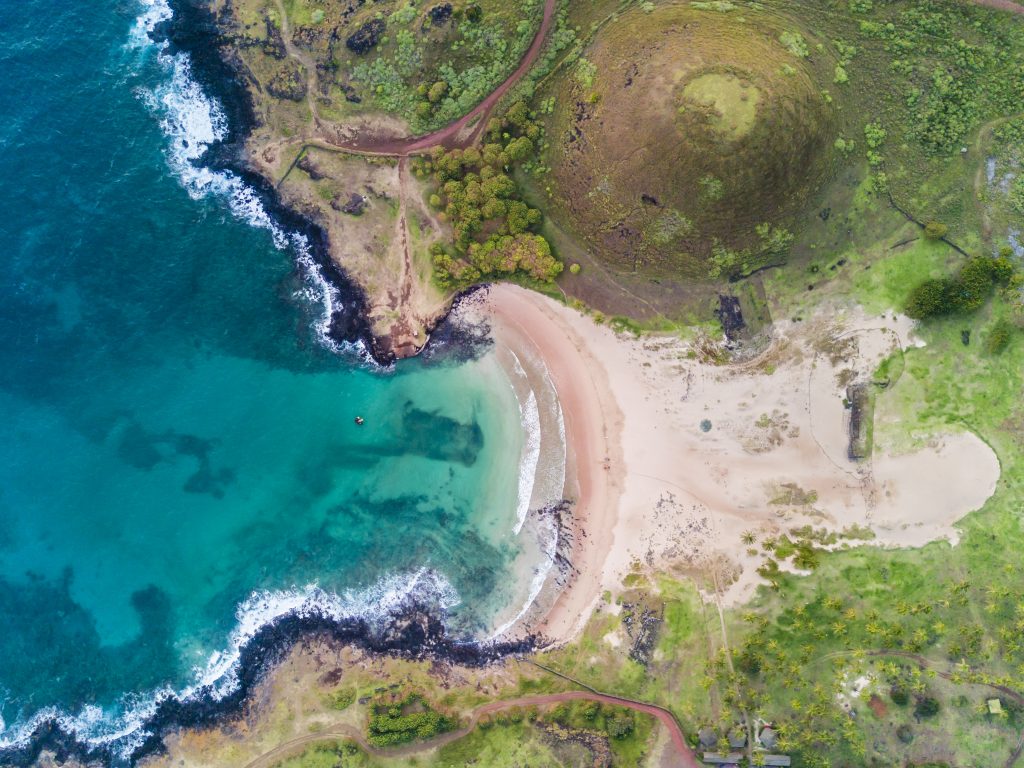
[486,344,569,639]
[486,511,560,640]
[129,0,362,357]
[0,570,460,758]
[508,349,541,535]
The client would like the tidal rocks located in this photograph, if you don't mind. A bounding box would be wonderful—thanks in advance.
[346,19,385,54]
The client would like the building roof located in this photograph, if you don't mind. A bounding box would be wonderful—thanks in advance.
[759,726,778,748]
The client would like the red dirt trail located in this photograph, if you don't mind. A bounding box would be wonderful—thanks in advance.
[240,688,700,768]
[326,0,557,156]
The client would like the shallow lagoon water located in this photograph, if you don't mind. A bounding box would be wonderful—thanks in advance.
[0,0,549,750]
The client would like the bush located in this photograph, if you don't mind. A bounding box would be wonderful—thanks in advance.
[904,256,1015,319]
[923,220,948,239]
[367,693,456,747]
[914,696,941,718]
[890,685,909,706]
[605,711,635,739]
[985,319,1013,355]
[569,262,581,274]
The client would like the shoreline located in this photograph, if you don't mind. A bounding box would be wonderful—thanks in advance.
[156,0,417,366]
[483,285,626,644]
[482,283,1001,644]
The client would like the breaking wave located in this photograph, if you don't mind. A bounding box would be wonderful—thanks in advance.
[129,0,352,356]
[0,570,461,761]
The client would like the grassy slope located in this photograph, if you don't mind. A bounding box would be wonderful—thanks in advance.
[517,0,1024,317]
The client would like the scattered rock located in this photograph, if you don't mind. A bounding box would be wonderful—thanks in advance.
[346,19,385,54]
[263,16,287,58]
[267,60,307,101]
[297,154,325,181]
[339,82,362,103]
[332,193,367,215]
[428,3,453,25]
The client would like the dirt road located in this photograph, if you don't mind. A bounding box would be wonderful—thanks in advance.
[278,0,557,157]
[967,0,1024,15]
[241,689,700,768]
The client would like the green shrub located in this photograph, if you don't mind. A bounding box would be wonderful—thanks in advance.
[905,257,1015,319]
[914,696,941,718]
[327,688,356,711]
[905,279,954,318]
[605,710,636,739]
[890,685,909,706]
[366,693,456,747]
[985,319,1013,355]
[923,220,948,239]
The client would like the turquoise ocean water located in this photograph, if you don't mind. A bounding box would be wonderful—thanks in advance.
[0,0,557,756]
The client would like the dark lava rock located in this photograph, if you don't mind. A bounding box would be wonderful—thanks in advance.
[297,154,325,181]
[339,82,362,103]
[292,25,326,48]
[333,193,367,215]
[263,16,287,58]
[715,294,745,341]
[428,3,453,25]
[267,60,307,101]
[346,19,385,54]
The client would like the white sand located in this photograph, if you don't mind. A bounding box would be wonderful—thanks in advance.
[484,285,1000,643]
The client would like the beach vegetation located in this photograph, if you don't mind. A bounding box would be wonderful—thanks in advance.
[905,255,1017,319]
[366,691,457,747]
[416,103,561,288]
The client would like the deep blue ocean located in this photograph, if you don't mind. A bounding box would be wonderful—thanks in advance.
[0,0,545,756]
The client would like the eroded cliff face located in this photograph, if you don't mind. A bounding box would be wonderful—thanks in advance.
[197,0,454,360]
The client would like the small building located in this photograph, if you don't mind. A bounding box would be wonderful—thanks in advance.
[702,753,743,766]
[758,726,779,749]
[762,756,792,767]
[988,698,1004,715]
[698,727,719,750]
[728,727,747,749]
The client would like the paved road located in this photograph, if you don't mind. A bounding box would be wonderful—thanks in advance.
[241,689,700,768]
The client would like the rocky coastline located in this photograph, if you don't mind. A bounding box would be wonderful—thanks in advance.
[154,0,441,366]
[3,605,537,768]
[0,6,536,768]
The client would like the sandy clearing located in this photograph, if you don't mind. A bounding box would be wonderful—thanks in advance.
[483,284,1000,643]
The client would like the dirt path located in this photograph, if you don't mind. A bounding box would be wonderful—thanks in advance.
[968,0,1024,14]
[241,689,699,768]
[273,0,557,158]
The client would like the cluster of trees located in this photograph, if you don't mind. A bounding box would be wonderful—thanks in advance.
[546,700,637,740]
[367,692,456,747]
[416,101,562,287]
[904,253,1015,319]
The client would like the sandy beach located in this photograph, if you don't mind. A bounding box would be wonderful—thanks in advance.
[482,283,1001,644]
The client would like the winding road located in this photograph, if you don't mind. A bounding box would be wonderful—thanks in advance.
[277,0,558,158]
[241,689,699,768]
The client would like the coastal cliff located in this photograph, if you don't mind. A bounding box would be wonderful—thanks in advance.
[160,0,457,361]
